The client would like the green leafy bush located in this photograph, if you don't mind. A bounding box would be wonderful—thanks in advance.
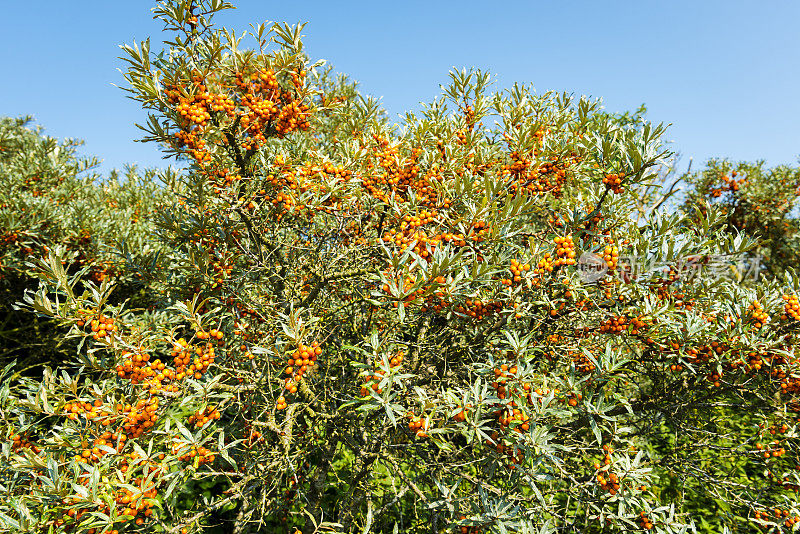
[0,117,165,373]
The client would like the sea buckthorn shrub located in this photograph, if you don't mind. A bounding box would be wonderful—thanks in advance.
[2,2,800,534]
[0,116,165,372]
[681,158,800,277]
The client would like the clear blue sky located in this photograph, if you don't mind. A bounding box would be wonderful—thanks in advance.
[1,1,798,175]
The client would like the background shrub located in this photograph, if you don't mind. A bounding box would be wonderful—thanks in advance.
[0,116,165,374]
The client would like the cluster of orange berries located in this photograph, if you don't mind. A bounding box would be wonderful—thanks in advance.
[117,352,181,393]
[744,350,768,371]
[596,469,620,495]
[684,342,724,364]
[628,316,647,334]
[8,431,39,453]
[496,404,530,433]
[547,334,564,356]
[60,488,142,531]
[173,128,211,164]
[210,259,233,287]
[755,441,787,459]
[467,220,491,244]
[113,474,162,526]
[769,363,791,383]
[461,102,476,125]
[188,406,221,428]
[408,414,428,438]
[362,140,414,197]
[437,231,470,247]
[637,512,655,530]
[361,139,445,209]
[531,157,575,195]
[603,172,625,194]
[563,391,583,407]
[252,178,294,216]
[710,170,746,197]
[261,161,351,217]
[240,90,278,124]
[403,209,438,232]
[245,428,263,447]
[552,235,576,268]
[748,301,769,329]
[706,370,723,388]
[173,92,217,126]
[379,226,457,263]
[305,161,353,199]
[359,351,404,396]
[492,362,518,380]
[602,243,619,271]
[452,405,468,422]
[171,337,218,382]
[284,341,321,382]
[76,312,118,341]
[571,350,596,374]
[753,507,798,528]
[767,422,790,435]
[196,328,224,341]
[501,258,531,286]
[501,148,575,196]
[164,76,220,150]
[290,69,306,90]
[273,100,311,139]
[63,398,113,425]
[234,76,269,111]
[62,398,160,460]
[121,397,160,439]
[453,298,504,321]
[534,235,575,276]
[420,276,452,313]
[81,432,126,462]
[533,251,557,276]
[164,67,312,161]
[599,315,628,335]
[275,394,293,412]
[781,294,800,321]
[599,315,647,335]
[0,231,21,248]
[172,441,215,465]
[234,68,280,95]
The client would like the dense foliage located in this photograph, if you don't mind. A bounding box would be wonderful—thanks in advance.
[0,116,165,373]
[1,2,799,533]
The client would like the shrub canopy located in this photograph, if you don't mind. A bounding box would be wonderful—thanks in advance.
[1,2,800,534]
